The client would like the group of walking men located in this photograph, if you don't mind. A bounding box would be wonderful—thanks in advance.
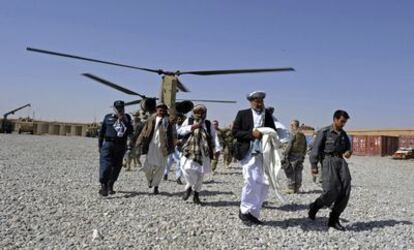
[97,91,353,230]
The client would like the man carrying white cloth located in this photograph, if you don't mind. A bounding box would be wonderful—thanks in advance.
[232,91,279,225]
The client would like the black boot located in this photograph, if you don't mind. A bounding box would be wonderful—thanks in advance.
[183,187,192,201]
[163,174,168,181]
[108,182,115,195]
[99,184,108,197]
[176,177,183,185]
[193,191,202,205]
[308,198,323,220]
[328,212,345,231]
[153,186,159,195]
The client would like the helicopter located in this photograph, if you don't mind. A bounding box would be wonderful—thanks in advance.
[26,47,294,118]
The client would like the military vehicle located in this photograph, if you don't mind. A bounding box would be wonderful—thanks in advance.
[85,122,100,137]
[1,104,31,133]
[16,117,35,134]
[26,47,294,117]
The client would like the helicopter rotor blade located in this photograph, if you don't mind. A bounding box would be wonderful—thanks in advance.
[27,47,162,74]
[177,67,295,76]
[176,78,190,92]
[176,98,236,103]
[124,100,142,106]
[82,73,146,98]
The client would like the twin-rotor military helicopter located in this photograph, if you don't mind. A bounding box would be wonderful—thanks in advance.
[26,47,294,119]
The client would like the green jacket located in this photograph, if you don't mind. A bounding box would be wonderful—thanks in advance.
[285,131,307,157]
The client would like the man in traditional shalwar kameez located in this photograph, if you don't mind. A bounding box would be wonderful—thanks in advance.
[136,103,174,194]
[163,112,186,184]
[233,91,277,225]
[178,104,221,205]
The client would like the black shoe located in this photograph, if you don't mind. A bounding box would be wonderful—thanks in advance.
[108,182,115,195]
[328,221,346,231]
[308,199,323,220]
[153,186,159,195]
[247,213,263,225]
[328,213,345,231]
[193,192,202,205]
[183,187,192,201]
[163,174,168,181]
[239,210,250,222]
[99,184,108,197]
[239,211,262,225]
[176,177,183,185]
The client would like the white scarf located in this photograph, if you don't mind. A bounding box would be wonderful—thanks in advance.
[257,127,288,204]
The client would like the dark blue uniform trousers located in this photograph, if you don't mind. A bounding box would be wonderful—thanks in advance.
[99,141,127,185]
[320,156,352,216]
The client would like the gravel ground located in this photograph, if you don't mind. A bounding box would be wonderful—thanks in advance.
[1,134,413,249]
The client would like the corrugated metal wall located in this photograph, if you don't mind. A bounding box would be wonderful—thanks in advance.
[399,136,414,148]
[352,136,399,156]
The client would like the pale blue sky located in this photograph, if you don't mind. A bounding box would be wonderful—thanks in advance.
[1,1,413,129]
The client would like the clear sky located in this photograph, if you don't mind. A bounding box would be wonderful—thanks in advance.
[1,1,413,129]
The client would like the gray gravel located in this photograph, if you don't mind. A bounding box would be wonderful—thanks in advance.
[1,134,413,249]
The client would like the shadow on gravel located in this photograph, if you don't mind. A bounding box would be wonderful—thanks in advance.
[107,191,148,199]
[264,217,329,232]
[218,171,242,176]
[203,200,240,207]
[200,190,235,196]
[203,179,227,184]
[111,190,185,198]
[347,220,413,231]
[300,189,323,194]
[276,203,309,211]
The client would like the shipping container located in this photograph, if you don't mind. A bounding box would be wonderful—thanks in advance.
[352,135,399,156]
[399,135,414,148]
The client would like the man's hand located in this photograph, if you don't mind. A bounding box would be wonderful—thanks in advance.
[343,151,352,159]
[215,152,221,159]
[252,129,262,140]
[191,124,202,131]
[311,167,319,176]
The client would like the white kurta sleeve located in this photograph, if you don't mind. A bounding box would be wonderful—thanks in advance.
[177,118,193,136]
[209,123,222,153]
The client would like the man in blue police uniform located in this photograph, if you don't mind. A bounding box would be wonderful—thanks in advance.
[98,100,133,196]
[308,110,352,231]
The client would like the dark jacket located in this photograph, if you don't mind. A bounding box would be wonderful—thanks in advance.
[232,108,276,160]
[98,113,133,149]
[136,114,174,156]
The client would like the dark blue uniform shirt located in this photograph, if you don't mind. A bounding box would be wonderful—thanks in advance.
[98,113,133,149]
[309,125,351,168]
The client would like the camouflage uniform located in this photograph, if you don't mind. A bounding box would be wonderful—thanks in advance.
[123,111,148,170]
[211,127,234,172]
[283,130,307,192]
[222,128,234,166]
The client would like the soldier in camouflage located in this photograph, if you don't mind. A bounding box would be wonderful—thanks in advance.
[211,121,234,173]
[282,120,307,194]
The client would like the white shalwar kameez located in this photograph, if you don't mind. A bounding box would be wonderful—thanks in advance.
[178,119,222,192]
[143,116,168,187]
[240,109,269,219]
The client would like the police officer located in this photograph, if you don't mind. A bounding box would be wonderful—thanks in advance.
[98,100,133,196]
[308,110,352,231]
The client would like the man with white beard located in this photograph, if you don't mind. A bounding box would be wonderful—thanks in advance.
[178,104,221,205]
[233,91,277,225]
[136,103,174,195]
